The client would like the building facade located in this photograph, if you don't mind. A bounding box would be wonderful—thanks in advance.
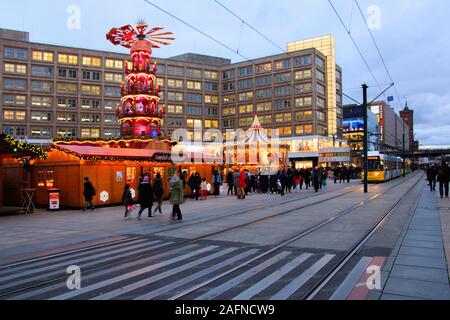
[368,101,410,153]
[400,105,415,151]
[1,28,344,165]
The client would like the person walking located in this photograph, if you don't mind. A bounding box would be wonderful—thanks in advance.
[227,170,234,195]
[122,184,133,220]
[238,170,247,199]
[333,167,341,184]
[437,161,450,199]
[321,169,328,188]
[82,177,96,212]
[304,169,311,190]
[137,176,153,220]
[200,178,208,200]
[313,168,321,193]
[170,172,184,221]
[286,168,294,193]
[188,174,196,199]
[153,173,164,215]
[213,170,223,197]
[427,165,437,192]
[233,170,240,196]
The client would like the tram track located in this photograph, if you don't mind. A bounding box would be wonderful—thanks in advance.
[169,172,423,300]
[0,173,420,300]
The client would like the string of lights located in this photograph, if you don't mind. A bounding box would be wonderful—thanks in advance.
[0,133,48,160]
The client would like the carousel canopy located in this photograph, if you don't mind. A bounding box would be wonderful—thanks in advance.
[245,113,271,144]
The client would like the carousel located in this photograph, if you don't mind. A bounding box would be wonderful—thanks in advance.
[224,113,290,175]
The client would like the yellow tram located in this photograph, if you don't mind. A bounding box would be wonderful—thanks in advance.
[362,152,403,182]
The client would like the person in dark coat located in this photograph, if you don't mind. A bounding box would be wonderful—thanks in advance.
[427,165,437,192]
[333,167,341,184]
[213,170,223,196]
[138,176,154,220]
[188,174,196,199]
[279,171,287,196]
[83,177,96,212]
[286,168,294,193]
[122,184,133,220]
[437,162,450,198]
[153,173,164,215]
[303,169,311,190]
[193,173,202,200]
[312,168,321,192]
[227,170,234,195]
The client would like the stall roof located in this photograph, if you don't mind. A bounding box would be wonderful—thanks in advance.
[54,144,169,160]
[0,134,47,160]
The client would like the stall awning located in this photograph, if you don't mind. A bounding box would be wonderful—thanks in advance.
[54,144,171,161]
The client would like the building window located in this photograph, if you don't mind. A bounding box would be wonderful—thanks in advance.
[4,47,27,60]
[3,79,27,90]
[186,68,202,78]
[57,128,77,138]
[274,86,292,97]
[186,107,201,116]
[31,81,52,92]
[239,117,253,127]
[82,56,101,67]
[105,73,123,83]
[57,83,78,94]
[256,63,272,73]
[256,88,273,100]
[3,110,26,121]
[31,112,52,122]
[239,104,254,114]
[223,119,236,128]
[82,99,100,109]
[81,114,101,123]
[167,92,184,102]
[81,85,101,95]
[167,105,184,114]
[57,113,77,122]
[276,113,292,123]
[204,120,219,129]
[186,119,202,128]
[294,55,312,67]
[294,69,312,80]
[205,95,219,104]
[223,82,235,91]
[104,100,117,111]
[256,75,272,87]
[105,86,121,97]
[104,115,118,125]
[276,126,292,137]
[166,118,184,127]
[57,98,77,108]
[275,99,292,110]
[295,83,312,94]
[296,111,313,121]
[317,97,326,109]
[260,115,272,125]
[81,128,100,138]
[167,66,184,77]
[295,97,312,107]
[105,59,123,69]
[223,94,236,104]
[238,66,253,77]
[4,95,26,106]
[187,81,202,90]
[238,79,254,90]
[186,93,201,103]
[223,69,235,80]
[82,71,101,81]
[222,107,236,116]
[31,66,53,77]
[275,59,291,70]
[32,96,52,107]
[316,70,325,82]
[103,128,121,138]
[58,54,78,65]
[4,63,27,74]
[256,102,272,112]
[316,56,325,69]
[204,82,218,92]
[317,111,326,122]
[58,68,77,79]
[33,51,54,62]
[238,91,253,102]
[31,127,53,138]
[274,73,291,84]
[156,64,166,75]
[204,70,218,80]
[296,125,313,135]
[168,79,184,89]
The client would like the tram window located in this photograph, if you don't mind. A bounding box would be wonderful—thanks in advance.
[368,158,383,171]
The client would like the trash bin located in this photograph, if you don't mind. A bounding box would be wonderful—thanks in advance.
[48,188,61,211]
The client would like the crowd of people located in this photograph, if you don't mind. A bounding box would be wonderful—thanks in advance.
[82,165,359,222]
[426,161,450,198]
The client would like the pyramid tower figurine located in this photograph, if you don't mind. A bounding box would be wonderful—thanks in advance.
[106,22,175,137]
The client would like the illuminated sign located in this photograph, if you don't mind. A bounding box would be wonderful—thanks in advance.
[100,191,109,203]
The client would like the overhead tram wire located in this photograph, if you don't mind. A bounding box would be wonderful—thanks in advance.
[143,0,346,113]
[354,0,404,110]
[327,0,386,99]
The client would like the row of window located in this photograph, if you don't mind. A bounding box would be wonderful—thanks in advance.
[3,126,120,138]
[3,110,118,124]
[3,95,120,110]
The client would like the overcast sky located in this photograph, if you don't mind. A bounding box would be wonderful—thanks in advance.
[1,0,449,146]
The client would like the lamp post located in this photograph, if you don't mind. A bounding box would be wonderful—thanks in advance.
[363,84,369,193]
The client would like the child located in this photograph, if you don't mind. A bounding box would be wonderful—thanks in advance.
[122,184,134,220]
[200,178,208,200]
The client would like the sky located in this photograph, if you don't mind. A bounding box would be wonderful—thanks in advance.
[1,0,449,146]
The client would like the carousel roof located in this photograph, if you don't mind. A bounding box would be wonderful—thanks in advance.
[245,113,271,144]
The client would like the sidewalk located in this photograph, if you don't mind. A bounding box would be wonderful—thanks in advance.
[379,187,450,300]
